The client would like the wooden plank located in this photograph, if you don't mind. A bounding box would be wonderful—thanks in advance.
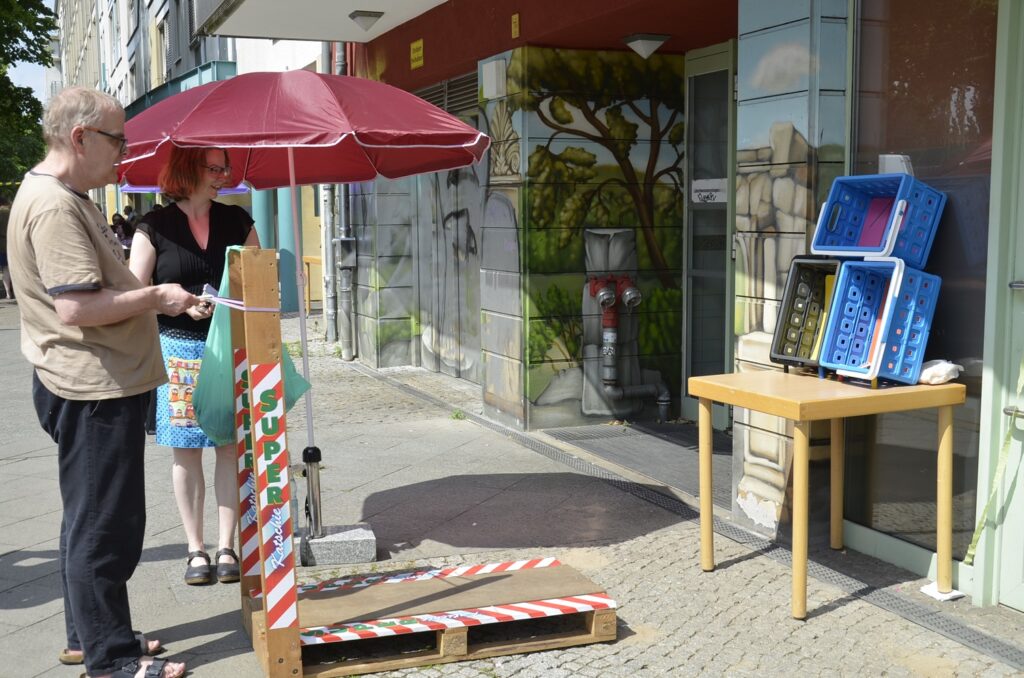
[298,564,603,628]
[688,372,965,421]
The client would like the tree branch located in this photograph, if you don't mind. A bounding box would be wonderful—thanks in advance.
[535,102,605,145]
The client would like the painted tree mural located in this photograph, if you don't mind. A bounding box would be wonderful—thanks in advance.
[508,49,686,289]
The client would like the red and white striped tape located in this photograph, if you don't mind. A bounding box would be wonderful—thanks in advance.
[250,362,297,630]
[251,557,563,600]
[299,592,616,645]
[234,349,260,579]
[296,557,562,595]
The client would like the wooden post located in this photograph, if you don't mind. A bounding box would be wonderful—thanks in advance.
[792,420,811,620]
[238,248,302,676]
[231,249,261,637]
[698,397,715,572]
[830,418,845,550]
[936,405,954,593]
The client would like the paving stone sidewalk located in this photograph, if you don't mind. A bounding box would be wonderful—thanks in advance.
[0,301,1020,677]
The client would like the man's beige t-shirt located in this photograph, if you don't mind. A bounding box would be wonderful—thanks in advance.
[7,172,166,400]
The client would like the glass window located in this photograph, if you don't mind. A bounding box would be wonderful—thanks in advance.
[848,0,997,559]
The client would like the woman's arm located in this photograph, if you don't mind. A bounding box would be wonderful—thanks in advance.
[244,224,261,248]
[128,230,157,284]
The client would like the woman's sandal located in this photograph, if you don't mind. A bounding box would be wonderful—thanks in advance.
[215,547,240,584]
[184,550,212,585]
[78,655,185,678]
[58,632,164,665]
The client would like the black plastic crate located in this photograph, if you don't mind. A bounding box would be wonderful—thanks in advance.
[770,257,840,369]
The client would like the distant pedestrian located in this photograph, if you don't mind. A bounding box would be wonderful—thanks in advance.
[123,203,139,239]
[0,195,13,300]
[7,86,193,678]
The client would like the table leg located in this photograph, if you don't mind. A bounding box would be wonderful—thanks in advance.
[699,397,715,572]
[792,420,810,619]
[830,418,845,550]
[937,405,953,593]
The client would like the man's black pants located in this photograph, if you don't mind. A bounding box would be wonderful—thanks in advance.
[32,372,148,675]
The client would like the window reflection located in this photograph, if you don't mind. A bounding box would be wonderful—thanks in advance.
[848,0,996,559]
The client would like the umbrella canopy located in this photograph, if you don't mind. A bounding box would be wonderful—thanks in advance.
[118,70,489,189]
[116,71,490,524]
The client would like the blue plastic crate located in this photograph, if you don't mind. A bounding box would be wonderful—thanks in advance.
[811,173,946,269]
[818,258,941,384]
[875,267,942,384]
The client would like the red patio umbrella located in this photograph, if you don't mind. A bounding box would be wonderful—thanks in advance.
[118,70,489,187]
[118,70,490,536]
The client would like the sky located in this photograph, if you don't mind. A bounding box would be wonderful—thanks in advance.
[8,0,57,104]
[9,61,47,103]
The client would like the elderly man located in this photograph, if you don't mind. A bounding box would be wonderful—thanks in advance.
[6,87,192,678]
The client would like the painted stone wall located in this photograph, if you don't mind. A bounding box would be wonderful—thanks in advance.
[484,46,687,430]
[349,177,417,369]
[732,0,848,535]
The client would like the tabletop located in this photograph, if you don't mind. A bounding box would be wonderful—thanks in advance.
[688,371,966,421]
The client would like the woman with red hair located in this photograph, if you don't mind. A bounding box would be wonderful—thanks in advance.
[130,146,260,586]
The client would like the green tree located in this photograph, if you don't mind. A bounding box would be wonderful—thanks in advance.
[0,0,57,196]
[509,48,686,289]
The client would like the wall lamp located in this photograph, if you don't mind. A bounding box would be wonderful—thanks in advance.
[623,33,669,59]
[349,10,385,32]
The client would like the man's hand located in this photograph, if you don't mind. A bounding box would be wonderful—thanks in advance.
[154,284,200,317]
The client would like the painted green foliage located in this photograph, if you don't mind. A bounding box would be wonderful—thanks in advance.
[509,48,686,373]
[508,48,686,286]
[527,283,582,364]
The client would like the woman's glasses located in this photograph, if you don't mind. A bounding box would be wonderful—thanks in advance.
[203,164,232,177]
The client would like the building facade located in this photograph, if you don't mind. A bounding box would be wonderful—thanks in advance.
[92,0,1024,611]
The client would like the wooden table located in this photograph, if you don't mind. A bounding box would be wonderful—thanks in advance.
[688,371,966,619]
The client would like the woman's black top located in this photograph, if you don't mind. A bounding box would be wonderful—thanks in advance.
[137,201,254,335]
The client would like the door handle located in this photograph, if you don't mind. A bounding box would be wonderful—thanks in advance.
[1009,281,1024,290]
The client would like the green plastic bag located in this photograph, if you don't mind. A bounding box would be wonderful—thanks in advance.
[193,247,311,446]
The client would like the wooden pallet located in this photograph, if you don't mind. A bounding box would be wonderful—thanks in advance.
[243,559,617,677]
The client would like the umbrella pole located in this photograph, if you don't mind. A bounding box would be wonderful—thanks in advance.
[288,147,324,539]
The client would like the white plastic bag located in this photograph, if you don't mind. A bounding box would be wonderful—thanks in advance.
[918,360,963,385]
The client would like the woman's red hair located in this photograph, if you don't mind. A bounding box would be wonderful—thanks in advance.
[158,146,228,201]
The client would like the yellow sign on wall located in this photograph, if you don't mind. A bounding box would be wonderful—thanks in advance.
[511,13,520,39]
[410,39,424,70]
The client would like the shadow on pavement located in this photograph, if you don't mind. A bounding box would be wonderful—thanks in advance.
[360,472,685,558]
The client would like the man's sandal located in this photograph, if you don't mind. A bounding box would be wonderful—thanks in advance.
[78,656,185,678]
[58,632,164,665]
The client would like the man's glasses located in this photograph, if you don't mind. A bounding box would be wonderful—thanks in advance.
[82,126,128,154]
[203,164,232,177]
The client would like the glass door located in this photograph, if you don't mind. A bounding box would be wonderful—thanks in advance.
[681,42,736,426]
[992,0,1024,613]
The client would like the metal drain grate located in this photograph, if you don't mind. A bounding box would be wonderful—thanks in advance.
[540,425,645,442]
[349,364,1024,671]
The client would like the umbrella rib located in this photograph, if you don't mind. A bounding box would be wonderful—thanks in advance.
[352,132,490,150]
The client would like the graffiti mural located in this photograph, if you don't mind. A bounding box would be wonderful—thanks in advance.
[499,47,686,428]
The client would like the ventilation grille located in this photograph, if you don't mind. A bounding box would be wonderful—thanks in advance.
[413,71,478,115]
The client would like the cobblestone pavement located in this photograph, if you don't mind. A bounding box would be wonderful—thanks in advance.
[280,315,1021,678]
[0,302,1019,677]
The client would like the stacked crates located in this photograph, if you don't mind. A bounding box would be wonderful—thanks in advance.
[771,173,946,385]
[769,258,839,368]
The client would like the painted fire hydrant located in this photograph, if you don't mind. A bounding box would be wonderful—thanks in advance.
[588,274,643,386]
